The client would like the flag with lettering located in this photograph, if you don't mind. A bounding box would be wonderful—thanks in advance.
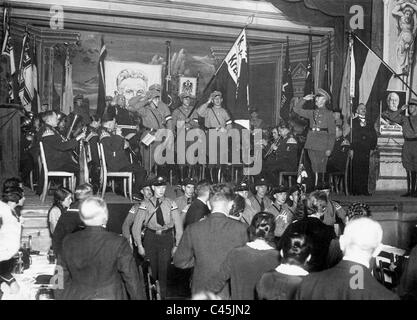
[303,33,314,109]
[96,36,107,117]
[18,33,34,111]
[280,37,293,122]
[199,28,250,120]
[1,7,16,102]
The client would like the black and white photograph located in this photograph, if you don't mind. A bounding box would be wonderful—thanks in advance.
[2,0,417,308]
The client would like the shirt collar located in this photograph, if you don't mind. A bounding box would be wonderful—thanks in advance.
[342,256,370,269]
[275,264,309,276]
[246,239,274,250]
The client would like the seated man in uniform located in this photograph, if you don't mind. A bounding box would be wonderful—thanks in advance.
[326,125,351,175]
[262,122,298,182]
[39,111,86,192]
[99,113,147,197]
[131,176,183,299]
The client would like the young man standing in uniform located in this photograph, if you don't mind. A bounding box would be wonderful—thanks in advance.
[241,176,272,225]
[175,177,197,225]
[385,98,417,196]
[294,88,336,188]
[131,176,183,299]
[266,185,293,239]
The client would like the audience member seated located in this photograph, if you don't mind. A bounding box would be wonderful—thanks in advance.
[205,212,279,300]
[48,187,73,235]
[296,217,399,300]
[257,232,311,300]
[279,191,336,272]
[52,183,93,258]
[55,197,145,300]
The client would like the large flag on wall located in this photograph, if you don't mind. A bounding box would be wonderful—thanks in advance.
[1,7,16,102]
[200,28,250,119]
[280,37,293,122]
[62,50,73,114]
[352,33,394,121]
[339,36,355,126]
[303,33,314,109]
[322,34,332,107]
[18,33,39,112]
[96,36,107,117]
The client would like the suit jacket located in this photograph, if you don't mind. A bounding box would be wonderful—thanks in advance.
[57,226,145,300]
[296,260,399,300]
[184,198,210,228]
[173,212,248,295]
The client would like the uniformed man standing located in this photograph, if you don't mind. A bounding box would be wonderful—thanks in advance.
[293,88,336,187]
[128,89,173,175]
[266,185,293,239]
[131,176,183,299]
[241,176,273,225]
[100,114,147,196]
[263,122,298,182]
[175,177,197,225]
[197,90,233,181]
[172,93,199,180]
[385,98,417,197]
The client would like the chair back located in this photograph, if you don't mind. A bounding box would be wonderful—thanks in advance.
[98,143,108,175]
[39,141,49,174]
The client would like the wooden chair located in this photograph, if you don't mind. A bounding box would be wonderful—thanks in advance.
[39,142,75,202]
[279,148,305,187]
[98,143,133,201]
[329,152,352,196]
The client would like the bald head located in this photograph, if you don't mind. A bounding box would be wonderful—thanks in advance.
[340,217,383,258]
[79,197,108,226]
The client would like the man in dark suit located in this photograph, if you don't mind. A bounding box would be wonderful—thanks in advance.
[56,197,145,300]
[296,217,398,300]
[173,184,248,298]
[184,180,211,228]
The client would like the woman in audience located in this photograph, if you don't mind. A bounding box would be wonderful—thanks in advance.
[228,194,246,221]
[257,232,311,300]
[0,186,25,298]
[279,191,336,272]
[204,212,279,300]
[48,187,73,235]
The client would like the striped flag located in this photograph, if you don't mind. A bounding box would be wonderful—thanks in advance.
[96,36,107,117]
[280,37,293,122]
[352,34,394,120]
[339,36,354,126]
[32,40,40,113]
[62,50,74,114]
[18,33,33,109]
[303,33,314,109]
[1,7,16,102]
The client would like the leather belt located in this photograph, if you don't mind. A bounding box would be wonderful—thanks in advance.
[310,128,328,132]
[405,137,417,142]
[145,227,174,235]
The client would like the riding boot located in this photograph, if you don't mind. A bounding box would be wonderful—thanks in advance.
[401,170,412,197]
[411,171,417,197]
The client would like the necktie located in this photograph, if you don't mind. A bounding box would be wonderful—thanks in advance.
[187,197,192,205]
[260,198,265,212]
[155,199,165,226]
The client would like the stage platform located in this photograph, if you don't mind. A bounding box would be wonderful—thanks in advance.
[20,187,417,253]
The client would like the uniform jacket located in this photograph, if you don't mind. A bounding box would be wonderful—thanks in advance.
[57,226,145,300]
[296,260,399,300]
[40,124,78,171]
[173,212,248,295]
[100,131,131,171]
[86,129,99,165]
[131,196,183,247]
[128,99,172,130]
[294,99,336,152]
[241,195,273,225]
[172,105,198,131]
[264,135,298,172]
[265,202,293,237]
[197,104,232,129]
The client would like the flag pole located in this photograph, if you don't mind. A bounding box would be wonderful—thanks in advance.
[350,31,417,98]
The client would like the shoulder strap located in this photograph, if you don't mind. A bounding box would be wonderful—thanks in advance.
[149,107,162,128]
[144,199,162,228]
[210,108,222,127]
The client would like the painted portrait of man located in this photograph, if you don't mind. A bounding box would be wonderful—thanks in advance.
[116,69,148,102]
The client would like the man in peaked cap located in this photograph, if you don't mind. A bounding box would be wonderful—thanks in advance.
[384,98,417,197]
[197,90,232,131]
[267,184,292,239]
[131,175,183,299]
[294,87,336,188]
[241,176,272,225]
[175,177,197,223]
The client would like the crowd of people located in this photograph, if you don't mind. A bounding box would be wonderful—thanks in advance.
[1,173,417,300]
